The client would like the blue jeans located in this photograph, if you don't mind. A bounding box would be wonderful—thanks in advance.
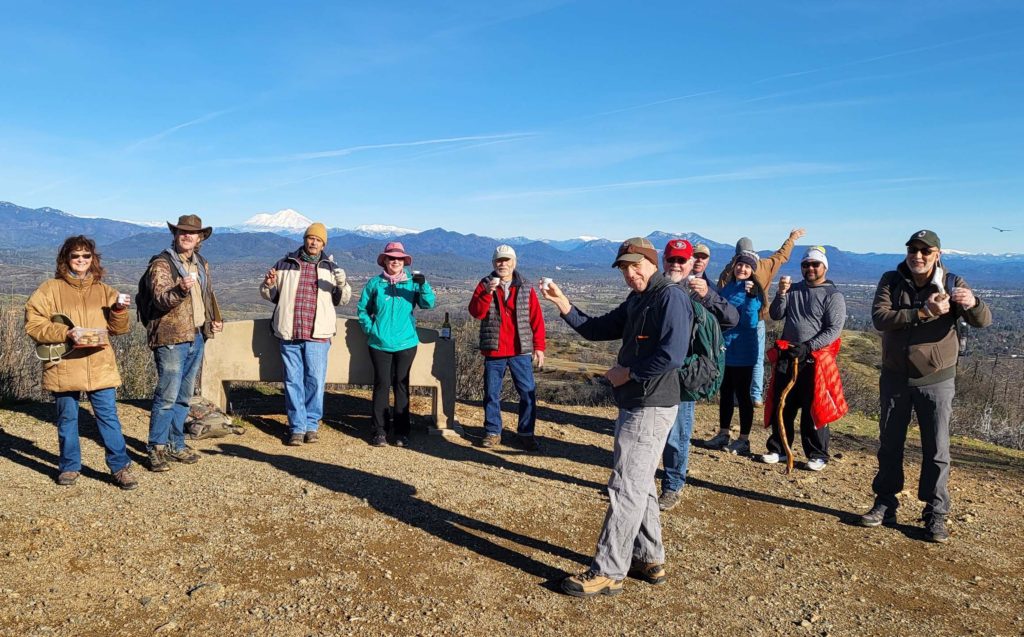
[483,354,536,437]
[751,319,766,402]
[148,333,205,451]
[660,400,696,493]
[55,388,131,473]
[279,339,331,435]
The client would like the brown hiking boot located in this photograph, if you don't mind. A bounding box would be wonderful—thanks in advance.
[113,465,139,490]
[480,433,500,448]
[628,561,667,585]
[304,431,319,444]
[166,445,200,464]
[147,446,171,472]
[561,570,624,597]
[57,471,80,486]
[286,433,305,446]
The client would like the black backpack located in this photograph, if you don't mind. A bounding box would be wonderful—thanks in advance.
[136,252,206,327]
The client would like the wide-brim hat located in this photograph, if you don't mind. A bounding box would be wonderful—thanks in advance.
[167,214,212,240]
[377,241,412,267]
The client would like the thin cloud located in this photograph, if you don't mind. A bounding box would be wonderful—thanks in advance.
[474,163,851,201]
[125,108,234,153]
[228,132,537,164]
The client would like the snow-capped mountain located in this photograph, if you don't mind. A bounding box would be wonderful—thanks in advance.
[351,224,419,238]
[241,209,313,232]
[545,235,607,251]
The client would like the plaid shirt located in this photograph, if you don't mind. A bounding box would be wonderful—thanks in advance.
[291,260,328,342]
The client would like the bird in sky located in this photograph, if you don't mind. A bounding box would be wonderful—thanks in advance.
[993,227,1012,232]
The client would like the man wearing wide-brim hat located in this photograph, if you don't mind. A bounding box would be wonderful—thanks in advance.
[540,237,692,598]
[143,214,223,472]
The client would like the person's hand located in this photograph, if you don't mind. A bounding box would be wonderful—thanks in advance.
[950,286,976,309]
[540,280,572,315]
[778,277,791,295]
[334,268,347,289]
[533,350,545,369]
[605,365,631,388]
[925,292,950,317]
[179,273,195,292]
[688,277,709,298]
[264,268,277,287]
[412,272,426,286]
[788,342,811,360]
[211,320,224,333]
[790,228,807,242]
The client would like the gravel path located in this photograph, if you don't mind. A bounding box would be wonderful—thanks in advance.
[1,391,1022,636]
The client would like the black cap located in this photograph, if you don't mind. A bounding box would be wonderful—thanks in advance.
[906,229,941,249]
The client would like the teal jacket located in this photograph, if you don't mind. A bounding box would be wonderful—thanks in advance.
[357,270,436,352]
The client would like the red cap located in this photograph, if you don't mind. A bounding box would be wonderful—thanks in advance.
[663,239,693,261]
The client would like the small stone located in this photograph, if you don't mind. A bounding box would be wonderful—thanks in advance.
[154,620,177,632]
[799,619,812,628]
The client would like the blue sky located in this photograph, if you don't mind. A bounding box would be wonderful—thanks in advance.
[1,1,1022,252]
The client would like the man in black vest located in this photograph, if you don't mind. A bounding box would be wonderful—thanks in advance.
[467,244,546,451]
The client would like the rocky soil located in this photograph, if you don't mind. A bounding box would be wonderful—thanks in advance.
[1,389,1023,637]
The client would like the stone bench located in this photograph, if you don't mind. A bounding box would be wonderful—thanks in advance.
[200,317,459,435]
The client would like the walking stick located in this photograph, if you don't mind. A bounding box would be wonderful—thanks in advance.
[776,359,799,474]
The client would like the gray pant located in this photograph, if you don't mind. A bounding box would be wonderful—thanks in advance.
[873,374,955,516]
[592,405,677,580]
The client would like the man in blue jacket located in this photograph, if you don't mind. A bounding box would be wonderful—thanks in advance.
[542,237,691,598]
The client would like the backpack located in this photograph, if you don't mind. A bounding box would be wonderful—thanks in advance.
[136,252,206,327]
[679,298,726,402]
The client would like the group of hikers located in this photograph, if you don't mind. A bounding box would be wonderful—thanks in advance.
[24,217,992,598]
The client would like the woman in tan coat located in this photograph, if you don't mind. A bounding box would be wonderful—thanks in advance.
[25,236,138,489]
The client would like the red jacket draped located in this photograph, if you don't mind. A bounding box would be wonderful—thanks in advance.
[764,339,848,429]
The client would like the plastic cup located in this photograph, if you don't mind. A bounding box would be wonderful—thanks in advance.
[744,280,754,292]
[117,293,131,306]
[540,277,553,291]
[490,277,500,286]
[780,275,791,285]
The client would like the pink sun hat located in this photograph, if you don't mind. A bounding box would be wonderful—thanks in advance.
[377,241,413,267]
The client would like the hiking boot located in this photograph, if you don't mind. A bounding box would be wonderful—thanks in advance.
[725,438,751,456]
[147,446,171,472]
[166,445,200,464]
[628,561,667,585]
[517,435,541,452]
[658,489,681,511]
[370,433,388,447]
[705,431,730,450]
[925,515,950,544]
[393,436,410,448]
[858,504,897,528]
[304,431,319,444]
[113,465,139,491]
[805,458,827,472]
[286,434,304,446]
[561,570,624,598]
[480,433,500,448]
[57,471,80,486]
[755,452,781,465]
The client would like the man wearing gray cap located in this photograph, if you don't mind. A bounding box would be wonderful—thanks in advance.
[858,230,991,543]
[541,237,691,597]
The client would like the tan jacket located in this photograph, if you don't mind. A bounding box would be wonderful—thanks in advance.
[146,252,221,348]
[259,250,351,340]
[25,276,130,393]
[717,235,798,321]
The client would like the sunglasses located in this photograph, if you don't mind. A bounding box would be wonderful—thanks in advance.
[693,254,709,260]
[665,257,689,264]
[906,246,937,256]
[801,261,823,269]
[69,253,93,259]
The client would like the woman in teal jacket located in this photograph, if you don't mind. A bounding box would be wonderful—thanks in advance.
[357,242,435,447]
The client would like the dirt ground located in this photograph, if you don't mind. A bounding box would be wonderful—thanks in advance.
[1,389,1023,637]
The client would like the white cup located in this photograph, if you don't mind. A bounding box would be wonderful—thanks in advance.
[490,276,500,287]
[540,277,553,291]
[780,275,791,285]
[685,274,695,282]
[744,280,754,292]
[412,270,421,276]
[117,293,131,306]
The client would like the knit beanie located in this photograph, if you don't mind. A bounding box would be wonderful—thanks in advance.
[304,222,328,245]
[802,246,828,269]
[735,250,759,271]
[735,237,754,255]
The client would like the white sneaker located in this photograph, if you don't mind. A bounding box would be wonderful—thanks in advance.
[805,458,827,471]
[705,431,731,449]
[725,439,750,456]
[756,452,781,464]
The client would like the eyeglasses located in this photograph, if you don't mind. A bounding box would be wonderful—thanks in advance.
[693,255,709,260]
[665,257,689,264]
[906,246,937,256]
[801,261,823,269]
[69,253,93,260]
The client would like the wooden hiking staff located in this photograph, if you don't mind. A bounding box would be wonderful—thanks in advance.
[776,358,799,474]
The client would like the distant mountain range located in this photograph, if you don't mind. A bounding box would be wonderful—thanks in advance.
[2,201,1022,286]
